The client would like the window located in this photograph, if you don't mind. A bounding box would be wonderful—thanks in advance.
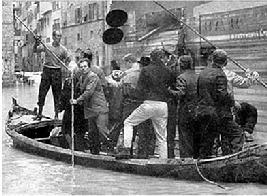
[77,33,81,41]
[52,2,60,11]
[93,3,99,19]
[90,30,94,39]
[88,4,94,20]
[53,18,60,31]
[95,51,99,66]
[230,18,234,29]
[215,21,219,31]
[75,7,82,23]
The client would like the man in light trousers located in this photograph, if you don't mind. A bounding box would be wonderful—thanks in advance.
[115,49,175,159]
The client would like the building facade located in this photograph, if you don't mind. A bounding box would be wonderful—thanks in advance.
[2,1,15,86]
[109,1,206,70]
[61,1,111,72]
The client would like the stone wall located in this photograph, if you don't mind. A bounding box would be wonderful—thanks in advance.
[2,1,15,86]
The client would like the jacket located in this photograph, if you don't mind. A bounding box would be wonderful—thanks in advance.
[77,71,108,118]
[197,66,234,119]
[136,60,176,102]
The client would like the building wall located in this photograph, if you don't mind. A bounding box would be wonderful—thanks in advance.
[194,0,267,18]
[61,1,107,69]
[2,0,15,86]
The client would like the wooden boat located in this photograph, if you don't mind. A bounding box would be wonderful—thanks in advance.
[5,99,267,184]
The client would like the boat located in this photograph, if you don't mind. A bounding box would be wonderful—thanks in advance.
[5,98,267,184]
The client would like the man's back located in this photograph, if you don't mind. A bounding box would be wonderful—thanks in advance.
[198,66,232,107]
[137,62,175,102]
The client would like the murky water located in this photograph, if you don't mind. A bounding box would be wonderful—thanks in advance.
[2,81,267,195]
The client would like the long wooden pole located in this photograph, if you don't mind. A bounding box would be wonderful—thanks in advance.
[153,1,267,88]
[71,71,75,167]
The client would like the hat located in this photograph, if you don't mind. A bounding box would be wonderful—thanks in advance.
[123,53,137,63]
[138,56,150,67]
[212,49,227,65]
[150,48,166,61]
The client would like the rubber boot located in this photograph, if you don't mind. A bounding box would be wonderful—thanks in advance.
[33,106,43,121]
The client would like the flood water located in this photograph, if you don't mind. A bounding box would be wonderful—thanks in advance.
[2,81,267,195]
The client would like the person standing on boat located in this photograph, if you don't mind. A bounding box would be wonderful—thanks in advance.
[206,49,259,142]
[33,30,72,120]
[168,55,199,158]
[58,67,87,151]
[222,65,259,141]
[81,48,108,93]
[196,49,244,158]
[115,49,175,159]
[70,58,109,155]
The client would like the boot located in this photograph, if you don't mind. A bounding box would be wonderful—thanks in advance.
[33,106,43,121]
[115,147,132,160]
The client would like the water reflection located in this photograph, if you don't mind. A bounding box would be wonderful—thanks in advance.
[2,84,267,195]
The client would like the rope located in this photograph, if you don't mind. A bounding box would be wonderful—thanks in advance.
[195,159,226,189]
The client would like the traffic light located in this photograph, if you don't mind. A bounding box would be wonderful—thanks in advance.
[102,9,128,45]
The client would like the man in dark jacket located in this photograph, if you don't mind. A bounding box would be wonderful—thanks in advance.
[116,49,175,159]
[71,58,109,155]
[59,71,87,151]
[197,49,244,158]
[169,55,199,158]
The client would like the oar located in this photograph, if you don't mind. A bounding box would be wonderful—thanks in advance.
[153,1,267,89]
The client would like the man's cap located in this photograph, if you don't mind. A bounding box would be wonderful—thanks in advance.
[138,56,150,67]
[122,53,137,63]
[212,49,227,65]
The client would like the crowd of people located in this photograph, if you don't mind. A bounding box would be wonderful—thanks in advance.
[33,30,260,159]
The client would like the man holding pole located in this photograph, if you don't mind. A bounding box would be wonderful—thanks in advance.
[33,30,72,120]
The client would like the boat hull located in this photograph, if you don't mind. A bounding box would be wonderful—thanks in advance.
[6,120,267,184]
[5,99,267,184]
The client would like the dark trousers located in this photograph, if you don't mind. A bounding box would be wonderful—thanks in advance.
[37,67,62,113]
[178,118,199,158]
[87,117,101,154]
[167,100,177,158]
[62,106,87,151]
[198,114,244,158]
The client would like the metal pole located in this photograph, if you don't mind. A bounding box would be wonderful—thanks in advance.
[71,71,75,167]
[153,1,267,88]
[14,15,69,70]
